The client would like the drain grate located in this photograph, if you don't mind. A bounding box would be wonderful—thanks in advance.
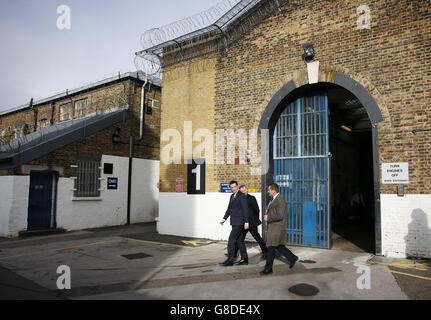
[122,252,152,260]
[288,283,320,297]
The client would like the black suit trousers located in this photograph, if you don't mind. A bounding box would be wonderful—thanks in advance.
[264,245,297,271]
[234,226,267,255]
[228,225,247,261]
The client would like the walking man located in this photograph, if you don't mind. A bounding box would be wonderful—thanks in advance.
[232,185,268,259]
[261,183,298,275]
[220,180,250,266]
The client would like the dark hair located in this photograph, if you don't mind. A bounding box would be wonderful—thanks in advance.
[229,180,238,186]
[239,185,246,190]
[268,183,279,192]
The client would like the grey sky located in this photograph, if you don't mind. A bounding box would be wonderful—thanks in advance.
[0,0,221,111]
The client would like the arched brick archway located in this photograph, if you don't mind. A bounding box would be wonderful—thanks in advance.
[258,72,383,255]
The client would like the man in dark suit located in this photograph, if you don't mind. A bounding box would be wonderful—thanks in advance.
[220,180,250,266]
[260,183,298,275]
[232,185,267,259]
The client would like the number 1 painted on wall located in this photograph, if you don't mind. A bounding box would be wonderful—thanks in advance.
[192,165,201,191]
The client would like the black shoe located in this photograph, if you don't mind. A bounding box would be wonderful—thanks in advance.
[220,259,234,266]
[289,256,298,269]
[260,269,273,275]
[235,259,248,265]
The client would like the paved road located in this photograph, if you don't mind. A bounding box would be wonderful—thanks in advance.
[0,223,429,300]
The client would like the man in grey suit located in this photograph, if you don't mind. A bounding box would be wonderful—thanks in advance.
[260,183,298,275]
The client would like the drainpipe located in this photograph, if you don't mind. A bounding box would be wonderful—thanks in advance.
[127,135,133,225]
[139,75,148,141]
[128,75,147,225]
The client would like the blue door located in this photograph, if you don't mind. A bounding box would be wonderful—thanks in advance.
[273,92,330,248]
[28,172,57,230]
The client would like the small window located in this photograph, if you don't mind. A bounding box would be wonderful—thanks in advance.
[14,123,28,139]
[60,103,72,121]
[74,158,101,197]
[74,99,88,118]
[151,99,159,108]
[38,119,50,130]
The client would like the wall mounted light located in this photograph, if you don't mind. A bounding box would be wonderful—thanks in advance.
[302,43,315,62]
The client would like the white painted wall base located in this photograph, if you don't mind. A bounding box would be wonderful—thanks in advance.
[157,192,263,241]
[381,194,431,258]
[0,176,30,237]
[0,155,160,237]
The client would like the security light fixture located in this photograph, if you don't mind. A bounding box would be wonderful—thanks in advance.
[302,43,315,62]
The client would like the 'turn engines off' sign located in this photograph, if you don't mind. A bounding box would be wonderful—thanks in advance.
[382,162,409,184]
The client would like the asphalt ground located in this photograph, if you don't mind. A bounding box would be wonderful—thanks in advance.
[0,222,429,300]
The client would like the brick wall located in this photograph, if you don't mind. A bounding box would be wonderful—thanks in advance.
[160,0,430,194]
[0,77,161,176]
[160,55,218,192]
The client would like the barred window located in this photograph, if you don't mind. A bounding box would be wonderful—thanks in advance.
[60,103,72,121]
[74,99,88,118]
[73,158,101,197]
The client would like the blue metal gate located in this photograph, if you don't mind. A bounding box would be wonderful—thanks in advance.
[273,92,330,248]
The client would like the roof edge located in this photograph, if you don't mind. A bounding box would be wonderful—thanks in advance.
[0,71,161,117]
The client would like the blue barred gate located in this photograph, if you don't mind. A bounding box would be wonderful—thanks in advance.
[273,92,330,248]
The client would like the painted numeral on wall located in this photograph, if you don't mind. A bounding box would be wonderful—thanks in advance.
[191,165,201,191]
[187,159,205,194]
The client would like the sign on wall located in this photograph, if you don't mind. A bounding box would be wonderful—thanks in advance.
[220,183,232,193]
[176,178,183,193]
[382,162,409,184]
[187,159,205,194]
[107,177,118,190]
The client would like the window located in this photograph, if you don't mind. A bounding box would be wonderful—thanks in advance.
[151,99,159,108]
[73,157,101,197]
[38,119,50,130]
[14,123,28,139]
[74,98,88,118]
[60,103,72,121]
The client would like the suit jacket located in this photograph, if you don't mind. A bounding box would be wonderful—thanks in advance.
[223,191,250,226]
[266,193,287,247]
[245,194,261,227]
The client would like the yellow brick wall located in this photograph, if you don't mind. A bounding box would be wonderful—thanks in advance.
[160,55,218,192]
[159,0,431,195]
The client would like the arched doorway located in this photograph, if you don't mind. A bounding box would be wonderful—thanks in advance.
[259,75,383,254]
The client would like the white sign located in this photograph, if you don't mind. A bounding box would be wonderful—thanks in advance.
[382,162,409,184]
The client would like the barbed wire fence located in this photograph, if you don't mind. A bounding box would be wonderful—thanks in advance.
[135,0,288,75]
